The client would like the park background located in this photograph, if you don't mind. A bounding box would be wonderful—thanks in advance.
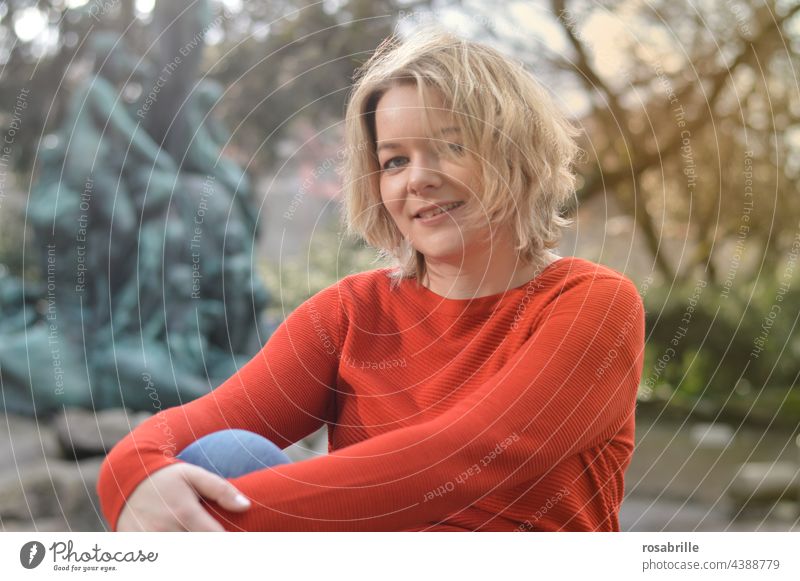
[0,0,798,531]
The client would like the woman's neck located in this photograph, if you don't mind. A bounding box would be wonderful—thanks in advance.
[420,249,559,299]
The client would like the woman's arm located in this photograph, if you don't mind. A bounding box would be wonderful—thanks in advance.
[203,274,645,531]
[97,281,344,530]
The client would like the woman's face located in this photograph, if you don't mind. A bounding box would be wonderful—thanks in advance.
[374,84,484,264]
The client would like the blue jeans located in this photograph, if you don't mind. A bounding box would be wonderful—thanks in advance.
[176,429,291,478]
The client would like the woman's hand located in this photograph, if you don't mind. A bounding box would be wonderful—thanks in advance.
[116,463,252,531]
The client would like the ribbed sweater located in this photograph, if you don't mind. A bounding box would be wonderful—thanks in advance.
[97,257,645,531]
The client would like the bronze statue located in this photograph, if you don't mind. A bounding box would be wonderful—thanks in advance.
[1,1,271,415]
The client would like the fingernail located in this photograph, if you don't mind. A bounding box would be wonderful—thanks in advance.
[234,494,250,507]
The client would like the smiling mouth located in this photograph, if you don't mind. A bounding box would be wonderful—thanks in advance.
[414,201,465,220]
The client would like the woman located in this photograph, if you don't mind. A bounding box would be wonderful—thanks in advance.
[98,28,644,532]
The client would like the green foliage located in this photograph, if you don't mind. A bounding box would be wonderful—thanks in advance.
[259,215,391,319]
[641,272,799,425]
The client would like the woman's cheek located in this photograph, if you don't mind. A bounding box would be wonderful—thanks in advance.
[381,195,405,224]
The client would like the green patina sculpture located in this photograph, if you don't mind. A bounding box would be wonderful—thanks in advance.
[0,1,272,415]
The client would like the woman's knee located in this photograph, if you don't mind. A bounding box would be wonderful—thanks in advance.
[176,429,291,478]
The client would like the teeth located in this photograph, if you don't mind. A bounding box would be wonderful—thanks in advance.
[418,202,463,220]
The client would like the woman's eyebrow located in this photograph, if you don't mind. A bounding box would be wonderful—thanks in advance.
[376,142,401,154]
[377,127,462,153]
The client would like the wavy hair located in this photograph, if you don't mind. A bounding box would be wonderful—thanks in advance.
[342,27,581,284]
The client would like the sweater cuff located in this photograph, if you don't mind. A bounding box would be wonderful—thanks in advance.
[97,452,182,531]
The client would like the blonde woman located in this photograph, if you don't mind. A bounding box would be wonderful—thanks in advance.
[98,29,644,532]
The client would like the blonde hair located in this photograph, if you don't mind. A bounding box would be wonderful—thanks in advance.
[342,27,580,284]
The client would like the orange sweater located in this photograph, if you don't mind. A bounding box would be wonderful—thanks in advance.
[97,257,645,531]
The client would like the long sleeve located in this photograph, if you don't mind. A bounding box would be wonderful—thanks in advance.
[202,274,644,531]
[96,282,344,531]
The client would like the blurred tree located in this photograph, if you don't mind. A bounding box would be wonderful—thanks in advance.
[458,0,799,286]
[0,0,432,174]
[202,0,432,168]
[0,0,145,173]
[5,0,796,287]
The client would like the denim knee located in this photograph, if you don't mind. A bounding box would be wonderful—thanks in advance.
[176,429,291,478]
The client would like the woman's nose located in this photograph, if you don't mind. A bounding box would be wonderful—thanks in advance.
[406,155,442,195]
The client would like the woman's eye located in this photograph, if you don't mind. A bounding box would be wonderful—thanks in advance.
[382,156,408,171]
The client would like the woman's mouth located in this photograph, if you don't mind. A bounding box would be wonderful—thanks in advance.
[414,201,465,223]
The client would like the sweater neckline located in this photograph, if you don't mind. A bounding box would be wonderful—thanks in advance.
[394,257,573,318]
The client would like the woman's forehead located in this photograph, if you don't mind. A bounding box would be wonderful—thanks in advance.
[374,85,458,136]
